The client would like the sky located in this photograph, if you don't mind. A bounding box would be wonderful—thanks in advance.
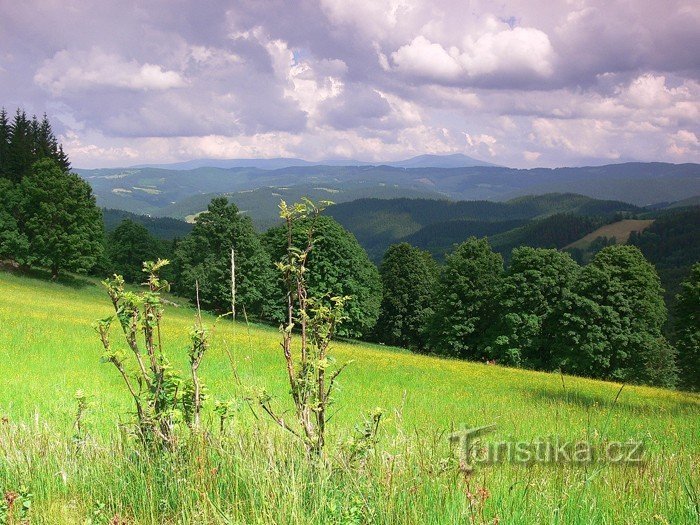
[1,0,699,169]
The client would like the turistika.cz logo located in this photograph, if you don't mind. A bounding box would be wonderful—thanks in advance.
[449,424,645,469]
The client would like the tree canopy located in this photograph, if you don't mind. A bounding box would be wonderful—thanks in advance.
[375,243,438,349]
[175,197,277,319]
[674,263,700,391]
[427,237,503,358]
[481,247,579,368]
[262,215,382,338]
[20,158,104,278]
[547,245,676,387]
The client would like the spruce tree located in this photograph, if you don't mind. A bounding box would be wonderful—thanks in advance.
[21,158,104,278]
[0,108,9,179]
[7,109,33,182]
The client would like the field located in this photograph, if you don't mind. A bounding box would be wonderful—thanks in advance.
[565,219,655,250]
[0,270,698,524]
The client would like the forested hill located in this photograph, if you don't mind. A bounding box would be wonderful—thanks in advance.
[102,209,193,240]
[325,193,640,261]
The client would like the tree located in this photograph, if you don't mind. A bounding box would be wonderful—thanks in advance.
[547,245,677,387]
[262,214,382,338]
[107,219,162,283]
[0,108,9,179]
[7,109,33,183]
[427,237,503,359]
[481,247,579,368]
[175,197,277,319]
[20,158,104,278]
[674,263,700,391]
[375,243,438,350]
[0,178,29,264]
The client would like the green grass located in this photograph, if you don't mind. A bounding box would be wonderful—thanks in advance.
[0,270,698,524]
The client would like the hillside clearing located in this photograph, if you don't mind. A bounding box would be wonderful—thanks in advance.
[566,219,655,249]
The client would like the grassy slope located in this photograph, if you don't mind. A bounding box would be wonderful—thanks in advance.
[0,270,699,523]
[566,219,655,250]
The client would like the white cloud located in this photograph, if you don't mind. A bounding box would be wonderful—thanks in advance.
[34,48,186,95]
[390,36,463,81]
[388,17,555,84]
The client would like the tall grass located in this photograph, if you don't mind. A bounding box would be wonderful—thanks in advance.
[0,270,698,523]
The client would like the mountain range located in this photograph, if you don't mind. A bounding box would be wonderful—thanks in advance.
[130,153,497,171]
[76,160,700,228]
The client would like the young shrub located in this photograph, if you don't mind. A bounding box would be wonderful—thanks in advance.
[96,259,209,449]
[258,199,353,456]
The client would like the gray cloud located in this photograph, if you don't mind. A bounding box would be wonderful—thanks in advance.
[0,0,698,168]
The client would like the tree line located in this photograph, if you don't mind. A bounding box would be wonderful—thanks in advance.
[0,108,696,391]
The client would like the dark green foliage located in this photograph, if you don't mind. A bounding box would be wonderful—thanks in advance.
[402,219,526,262]
[427,237,503,359]
[547,245,676,387]
[21,158,104,278]
[674,263,700,391]
[0,108,83,273]
[175,197,276,319]
[327,195,627,263]
[262,215,382,338]
[375,243,438,350]
[481,247,579,368]
[0,178,29,264]
[107,219,163,283]
[629,207,700,311]
[0,108,9,179]
[0,108,69,183]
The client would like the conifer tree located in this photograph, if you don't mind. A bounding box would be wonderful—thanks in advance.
[7,109,33,182]
[0,108,9,179]
[21,158,104,278]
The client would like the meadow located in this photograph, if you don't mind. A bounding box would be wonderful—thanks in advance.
[0,269,698,524]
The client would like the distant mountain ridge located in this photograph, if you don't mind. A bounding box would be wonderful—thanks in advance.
[127,153,496,171]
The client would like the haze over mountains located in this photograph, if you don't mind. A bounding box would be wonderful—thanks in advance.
[130,153,498,171]
[77,156,700,228]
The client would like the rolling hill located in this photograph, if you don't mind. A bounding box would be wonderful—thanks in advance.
[326,193,640,261]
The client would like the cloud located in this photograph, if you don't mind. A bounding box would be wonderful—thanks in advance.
[0,0,696,168]
[34,48,186,94]
[388,21,555,85]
